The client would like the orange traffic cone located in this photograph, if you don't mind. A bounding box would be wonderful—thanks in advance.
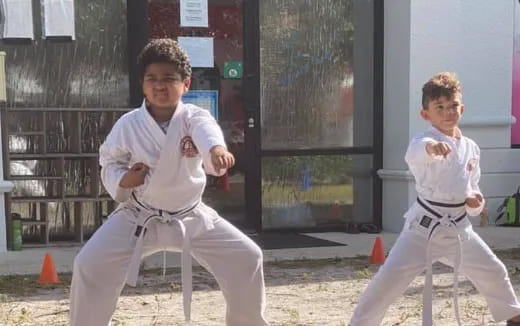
[369,236,385,264]
[37,253,61,284]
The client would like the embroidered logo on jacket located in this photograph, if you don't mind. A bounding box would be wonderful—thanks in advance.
[467,158,477,172]
[181,136,199,157]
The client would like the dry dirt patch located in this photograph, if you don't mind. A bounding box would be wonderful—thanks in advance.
[1,250,520,325]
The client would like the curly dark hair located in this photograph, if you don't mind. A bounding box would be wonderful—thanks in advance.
[138,38,192,81]
[422,72,461,108]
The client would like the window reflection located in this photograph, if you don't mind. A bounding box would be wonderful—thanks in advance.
[2,0,129,108]
[260,0,355,149]
[262,155,373,229]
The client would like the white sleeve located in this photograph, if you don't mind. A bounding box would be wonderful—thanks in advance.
[404,136,437,167]
[189,109,227,176]
[465,146,485,216]
[99,124,133,202]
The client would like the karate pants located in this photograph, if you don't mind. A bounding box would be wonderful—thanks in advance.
[69,206,269,326]
[349,224,520,326]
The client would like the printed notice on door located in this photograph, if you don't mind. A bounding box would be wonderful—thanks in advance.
[178,37,214,68]
[180,0,208,27]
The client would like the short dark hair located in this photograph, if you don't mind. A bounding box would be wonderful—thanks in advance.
[422,72,461,108]
[138,38,192,81]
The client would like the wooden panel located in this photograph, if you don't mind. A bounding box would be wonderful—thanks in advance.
[74,202,83,243]
[89,157,100,197]
[12,196,111,203]
[42,111,47,154]
[6,107,130,112]
[10,153,98,159]
[70,111,82,153]
[40,202,49,244]
[3,108,124,246]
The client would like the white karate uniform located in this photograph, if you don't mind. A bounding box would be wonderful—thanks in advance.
[350,127,520,326]
[69,101,269,326]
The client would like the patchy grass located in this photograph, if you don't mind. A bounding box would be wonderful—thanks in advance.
[262,184,353,205]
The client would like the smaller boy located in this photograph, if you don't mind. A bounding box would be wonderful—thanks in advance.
[69,39,269,326]
[349,72,520,326]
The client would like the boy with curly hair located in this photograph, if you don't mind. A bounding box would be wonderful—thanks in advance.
[69,38,269,326]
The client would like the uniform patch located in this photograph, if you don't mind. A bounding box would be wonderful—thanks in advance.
[180,136,198,157]
[420,215,433,228]
[467,158,477,172]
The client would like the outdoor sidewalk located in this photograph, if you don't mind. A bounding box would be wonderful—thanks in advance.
[0,223,518,276]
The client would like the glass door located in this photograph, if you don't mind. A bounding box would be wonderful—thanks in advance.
[148,0,250,228]
[257,0,378,230]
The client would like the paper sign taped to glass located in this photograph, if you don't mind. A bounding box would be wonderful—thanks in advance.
[1,0,34,39]
[180,0,208,27]
[41,0,75,39]
[182,90,219,120]
[178,37,214,68]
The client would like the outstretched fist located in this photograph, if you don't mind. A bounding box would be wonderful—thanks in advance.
[426,141,452,159]
[210,145,235,171]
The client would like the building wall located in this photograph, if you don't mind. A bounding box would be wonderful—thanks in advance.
[381,0,518,231]
[0,122,13,253]
[0,53,13,252]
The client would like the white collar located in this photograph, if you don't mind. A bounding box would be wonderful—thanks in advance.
[429,125,462,140]
[140,100,184,122]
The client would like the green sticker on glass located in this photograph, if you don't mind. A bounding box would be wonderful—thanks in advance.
[223,61,243,79]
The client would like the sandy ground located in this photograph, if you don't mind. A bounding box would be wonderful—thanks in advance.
[1,250,520,326]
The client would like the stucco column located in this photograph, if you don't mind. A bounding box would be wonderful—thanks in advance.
[376,0,415,232]
[0,51,14,252]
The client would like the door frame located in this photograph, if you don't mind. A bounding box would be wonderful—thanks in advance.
[131,0,260,230]
[243,0,262,231]
[127,0,149,108]
[242,0,385,232]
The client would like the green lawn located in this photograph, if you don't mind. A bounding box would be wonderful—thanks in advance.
[262,184,353,205]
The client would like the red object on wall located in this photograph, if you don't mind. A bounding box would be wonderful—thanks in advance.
[219,172,231,192]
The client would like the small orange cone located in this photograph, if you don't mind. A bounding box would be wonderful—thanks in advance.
[369,236,385,264]
[37,253,61,284]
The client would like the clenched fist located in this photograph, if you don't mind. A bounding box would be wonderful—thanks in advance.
[426,141,452,159]
[210,145,235,170]
[119,162,149,188]
[465,193,483,208]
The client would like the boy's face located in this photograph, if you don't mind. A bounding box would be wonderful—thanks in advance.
[420,94,464,134]
[142,63,190,110]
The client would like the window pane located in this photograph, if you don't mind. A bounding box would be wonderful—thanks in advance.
[260,0,373,149]
[1,0,129,108]
[262,154,373,229]
[148,0,249,226]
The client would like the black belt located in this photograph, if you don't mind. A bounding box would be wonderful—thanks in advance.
[416,198,466,239]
